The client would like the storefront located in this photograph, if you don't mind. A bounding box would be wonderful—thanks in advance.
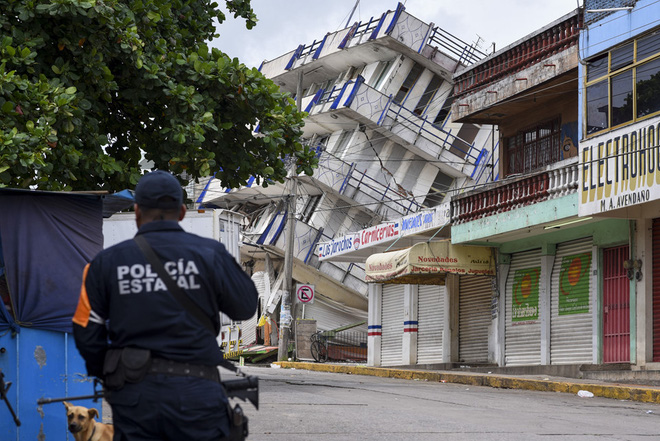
[549,238,595,364]
[458,275,493,363]
[365,241,495,367]
[504,248,543,366]
[418,284,447,364]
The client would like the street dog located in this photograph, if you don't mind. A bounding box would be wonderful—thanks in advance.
[63,401,114,441]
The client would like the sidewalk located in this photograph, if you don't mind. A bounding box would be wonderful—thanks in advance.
[273,361,660,404]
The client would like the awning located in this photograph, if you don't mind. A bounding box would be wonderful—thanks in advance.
[365,240,495,285]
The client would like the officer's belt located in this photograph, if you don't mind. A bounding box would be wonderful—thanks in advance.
[149,358,220,383]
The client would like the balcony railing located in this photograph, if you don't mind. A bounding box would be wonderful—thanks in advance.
[380,97,480,162]
[272,4,488,79]
[305,140,421,217]
[451,162,578,225]
[310,80,486,172]
[250,211,369,296]
[428,27,488,66]
[454,13,580,97]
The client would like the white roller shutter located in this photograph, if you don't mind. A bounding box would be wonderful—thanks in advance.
[417,285,445,364]
[505,249,542,366]
[550,238,594,364]
[381,284,405,366]
[459,275,493,363]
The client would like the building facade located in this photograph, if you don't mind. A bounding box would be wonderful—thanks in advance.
[442,1,660,380]
[579,0,660,371]
[446,7,632,370]
[200,3,498,352]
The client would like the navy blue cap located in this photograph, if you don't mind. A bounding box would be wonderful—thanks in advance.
[134,170,183,209]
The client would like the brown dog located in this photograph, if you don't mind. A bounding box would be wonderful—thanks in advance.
[63,401,114,441]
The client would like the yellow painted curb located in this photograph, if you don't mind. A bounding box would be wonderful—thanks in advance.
[273,362,660,404]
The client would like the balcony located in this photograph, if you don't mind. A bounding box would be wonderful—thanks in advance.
[451,11,580,125]
[451,160,579,225]
[306,78,488,179]
[305,142,421,219]
[260,4,487,96]
[454,13,580,98]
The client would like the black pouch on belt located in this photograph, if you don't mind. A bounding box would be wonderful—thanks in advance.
[103,348,152,390]
[224,403,249,441]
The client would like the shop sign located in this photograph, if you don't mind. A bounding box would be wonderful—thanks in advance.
[399,203,449,235]
[317,203,450,261]
[317,233,358,259]
[365,240,494,283]
[579,117,660,216]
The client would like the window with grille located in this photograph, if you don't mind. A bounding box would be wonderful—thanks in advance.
[505,118,561,176]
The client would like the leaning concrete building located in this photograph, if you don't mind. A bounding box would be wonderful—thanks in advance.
[200,3,497,353]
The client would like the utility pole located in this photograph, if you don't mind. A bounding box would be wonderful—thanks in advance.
[277,69,303,361]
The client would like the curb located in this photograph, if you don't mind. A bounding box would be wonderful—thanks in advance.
[273,361,660,404]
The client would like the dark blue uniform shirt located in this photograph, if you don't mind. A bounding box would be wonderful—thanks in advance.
[73,220,258,378]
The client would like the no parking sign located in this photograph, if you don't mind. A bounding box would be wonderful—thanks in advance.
[296,284,315,304]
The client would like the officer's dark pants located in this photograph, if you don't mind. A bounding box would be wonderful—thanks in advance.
[107,373,230,441]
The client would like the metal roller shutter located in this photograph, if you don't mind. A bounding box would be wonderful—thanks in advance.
[381,284,405,366]
[654,219,660,362]
[505,249,542,366]
[417,285,445,364]
[550,238,594,364]
[459,275,493,363]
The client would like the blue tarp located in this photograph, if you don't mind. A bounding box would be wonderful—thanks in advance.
[0,190,104,333]
[102,189,135,217]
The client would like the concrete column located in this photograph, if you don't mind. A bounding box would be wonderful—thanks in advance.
[402,284,418,365]
[447,274,460,363]
[591,245,600,364]
[487,276,498,364]
[635,218,652,366]
[496,253,511,367]
[367,283,382,367]
[442,284,451,363]
[540,250,555,365]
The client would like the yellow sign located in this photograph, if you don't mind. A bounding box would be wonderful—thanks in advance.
[365,240,494,284]
[579,118,660,215]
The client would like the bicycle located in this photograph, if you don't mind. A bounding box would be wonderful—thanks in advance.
[310,331,329,363]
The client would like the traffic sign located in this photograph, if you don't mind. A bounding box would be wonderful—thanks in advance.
[296,284,315,304]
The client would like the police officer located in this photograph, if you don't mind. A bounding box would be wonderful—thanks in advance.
[72,170,258,440]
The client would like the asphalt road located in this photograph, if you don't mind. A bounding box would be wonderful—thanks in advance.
[235,365,660,441]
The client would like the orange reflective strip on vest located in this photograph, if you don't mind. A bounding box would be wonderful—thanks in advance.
[72,264,91,327]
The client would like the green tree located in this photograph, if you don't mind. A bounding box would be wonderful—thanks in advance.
[0,0,316,191]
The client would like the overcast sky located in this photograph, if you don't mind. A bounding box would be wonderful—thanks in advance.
[209,0,582,69]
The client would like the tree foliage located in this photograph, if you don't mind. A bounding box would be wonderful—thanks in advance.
[0,0,317,191]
